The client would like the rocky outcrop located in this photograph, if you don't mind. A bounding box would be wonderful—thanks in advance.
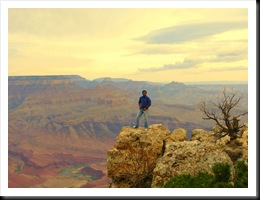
[152,140,234,187]
[107,124,170,187]
[107,124,248,188]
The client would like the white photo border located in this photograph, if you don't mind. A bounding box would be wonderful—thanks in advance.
[0,0,257,197]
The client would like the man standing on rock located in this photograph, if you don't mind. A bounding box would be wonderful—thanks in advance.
[133,90,151,130]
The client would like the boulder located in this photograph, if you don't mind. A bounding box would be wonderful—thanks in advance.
[169,128,187,142]
[107,124,170,187]
[152,140,234,188]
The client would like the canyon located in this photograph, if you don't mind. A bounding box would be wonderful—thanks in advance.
[8,75,248,188]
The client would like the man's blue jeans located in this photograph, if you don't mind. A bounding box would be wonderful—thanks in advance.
[134,109,149,128]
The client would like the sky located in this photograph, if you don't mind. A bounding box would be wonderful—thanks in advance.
[8,8,248,83]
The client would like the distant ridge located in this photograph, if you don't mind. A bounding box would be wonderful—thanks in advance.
[184,81,248,85]
[8,75,248,86]
[93,77,131,83]
[8,75,88,86]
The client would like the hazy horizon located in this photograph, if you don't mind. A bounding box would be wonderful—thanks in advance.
[8,74,248,85]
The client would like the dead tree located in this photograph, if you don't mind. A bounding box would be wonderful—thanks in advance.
[198,88,248,140]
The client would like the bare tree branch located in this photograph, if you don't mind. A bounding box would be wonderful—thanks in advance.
[198,87,248,140]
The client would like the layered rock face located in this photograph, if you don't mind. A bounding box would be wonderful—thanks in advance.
[107,124,248,188]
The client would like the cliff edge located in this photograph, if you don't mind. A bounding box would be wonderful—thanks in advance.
[107,124,248,188]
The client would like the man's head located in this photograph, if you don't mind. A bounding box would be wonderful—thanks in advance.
[142,90,147,96]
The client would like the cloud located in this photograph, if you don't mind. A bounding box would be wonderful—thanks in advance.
[137,55,248,73]
[131,46,179,55]
[207,66,247,72]
[138,58,201,72]
[211,52,248,62]
[227,66,248,71]
[134,21,247,44]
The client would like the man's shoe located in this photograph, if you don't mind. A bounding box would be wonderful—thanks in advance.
[133,126,138,128]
